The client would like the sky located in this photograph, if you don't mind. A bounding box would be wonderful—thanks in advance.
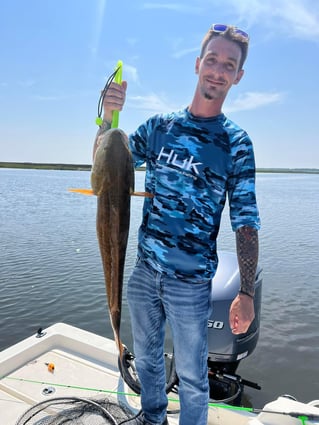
[0,0,318,169]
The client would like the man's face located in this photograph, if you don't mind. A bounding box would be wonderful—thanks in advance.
[195,36,244,101]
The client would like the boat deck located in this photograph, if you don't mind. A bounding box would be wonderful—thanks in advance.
[1,323,318,425]
[0,323,181,424]
[1,350,122,423]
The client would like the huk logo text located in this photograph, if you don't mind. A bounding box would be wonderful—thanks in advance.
[157,147,202,175]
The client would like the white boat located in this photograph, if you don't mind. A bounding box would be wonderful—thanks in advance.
[1,322,319,425]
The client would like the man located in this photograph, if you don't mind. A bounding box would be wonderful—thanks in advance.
[93,24,260,425]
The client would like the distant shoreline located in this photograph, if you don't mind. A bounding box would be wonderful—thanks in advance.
[0,161,318,174]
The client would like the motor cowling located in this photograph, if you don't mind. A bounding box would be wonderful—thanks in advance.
[207,251,262,403]
[208,251,262,363]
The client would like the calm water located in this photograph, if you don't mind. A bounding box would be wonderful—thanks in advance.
[0,168,318,407]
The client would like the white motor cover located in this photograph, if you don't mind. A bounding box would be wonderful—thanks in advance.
[248,396,319,425]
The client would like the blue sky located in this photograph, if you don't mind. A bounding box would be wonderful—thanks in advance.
[1,0,318,168]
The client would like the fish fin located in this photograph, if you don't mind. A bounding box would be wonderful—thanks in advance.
[132,191,154,198]
[68,188,95,196]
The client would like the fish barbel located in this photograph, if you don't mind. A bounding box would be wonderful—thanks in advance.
[91,128,134,357]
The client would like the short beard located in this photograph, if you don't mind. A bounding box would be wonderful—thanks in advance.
[203,91,214,100]
[200,84,225,102]
[200,84,219,101]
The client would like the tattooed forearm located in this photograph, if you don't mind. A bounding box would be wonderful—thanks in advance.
[92,119,112,160]
[236,225,259,298]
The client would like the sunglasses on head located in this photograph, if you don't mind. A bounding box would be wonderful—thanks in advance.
[210,23,249,41]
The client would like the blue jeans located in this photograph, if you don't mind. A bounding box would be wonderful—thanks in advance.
[127,258,211,425]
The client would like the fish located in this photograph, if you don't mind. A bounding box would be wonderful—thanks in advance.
[91,128,134,357]
[69,129,157,392]
[68,129,153,357]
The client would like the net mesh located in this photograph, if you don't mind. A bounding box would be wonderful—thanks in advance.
[15,396,134,425]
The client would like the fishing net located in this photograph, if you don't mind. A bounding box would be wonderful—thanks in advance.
[15,396,134,425]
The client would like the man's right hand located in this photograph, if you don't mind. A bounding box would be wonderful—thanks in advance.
[102,81,127,123]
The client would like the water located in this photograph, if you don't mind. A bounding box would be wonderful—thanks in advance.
[1,168,318,408]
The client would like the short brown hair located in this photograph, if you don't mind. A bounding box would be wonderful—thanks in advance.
[200,26,249,70]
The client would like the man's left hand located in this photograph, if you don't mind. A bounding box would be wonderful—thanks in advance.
[229,293,255,334]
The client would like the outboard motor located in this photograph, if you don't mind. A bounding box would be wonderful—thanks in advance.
[119,250,262,405]
[207,251,262,404]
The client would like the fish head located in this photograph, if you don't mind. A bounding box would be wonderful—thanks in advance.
[91,129,132,196]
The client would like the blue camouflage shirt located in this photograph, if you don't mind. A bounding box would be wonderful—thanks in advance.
[129,108,260,282]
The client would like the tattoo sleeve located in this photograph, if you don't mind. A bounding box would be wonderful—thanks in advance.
[236,225,259,297]
[92,119,111,161]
